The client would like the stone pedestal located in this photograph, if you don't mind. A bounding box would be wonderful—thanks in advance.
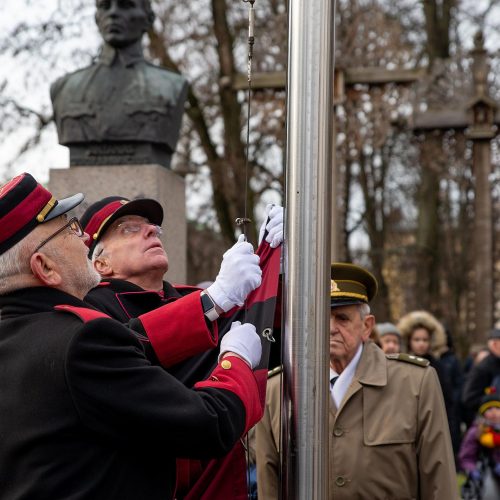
[48,165,186,284]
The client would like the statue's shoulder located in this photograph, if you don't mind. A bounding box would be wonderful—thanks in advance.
[144,62,188,87]
[50,64,98,100]
[385,353,430,368]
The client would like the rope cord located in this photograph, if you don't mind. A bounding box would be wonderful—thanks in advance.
[240,3,256,498]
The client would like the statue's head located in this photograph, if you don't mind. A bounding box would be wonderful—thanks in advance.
[95,0,155,48]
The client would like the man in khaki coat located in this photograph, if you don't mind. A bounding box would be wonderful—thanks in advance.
[256,262,458,499]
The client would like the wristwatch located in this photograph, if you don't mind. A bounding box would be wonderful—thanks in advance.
[200,291,219,321]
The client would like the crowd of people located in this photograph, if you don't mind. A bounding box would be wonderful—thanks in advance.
[369,312,500,499]
[255,276,500,499]
[0,171,499,500]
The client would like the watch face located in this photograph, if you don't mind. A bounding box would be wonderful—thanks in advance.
[201,292,215,313]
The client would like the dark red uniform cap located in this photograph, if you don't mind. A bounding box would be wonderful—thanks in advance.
[0,172,84,255]
[80,196,163,257]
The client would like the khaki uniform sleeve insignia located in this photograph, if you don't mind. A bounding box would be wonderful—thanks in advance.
[385,353,430,367]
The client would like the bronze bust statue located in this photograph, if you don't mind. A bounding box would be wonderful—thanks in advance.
[51,0,188,168]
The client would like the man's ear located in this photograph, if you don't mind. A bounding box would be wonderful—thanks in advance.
[362,315,376,342]
[30,252,62,287]
[94,255,113,277]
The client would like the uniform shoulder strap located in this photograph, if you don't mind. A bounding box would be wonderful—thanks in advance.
[54,304,111,323]
[385,353,430,367]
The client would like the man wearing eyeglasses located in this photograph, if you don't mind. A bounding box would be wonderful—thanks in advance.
[82,196,283,385]
[81,196,283,498]
[0,173,265,499]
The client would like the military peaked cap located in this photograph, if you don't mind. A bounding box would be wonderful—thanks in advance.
[330,262,378,308]
[0,172,83,255]
[80,196,163,257]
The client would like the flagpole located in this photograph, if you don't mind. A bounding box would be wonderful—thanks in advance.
[281,0,336,498]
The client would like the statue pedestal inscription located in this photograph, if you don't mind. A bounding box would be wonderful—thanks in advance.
[48,165,187,284]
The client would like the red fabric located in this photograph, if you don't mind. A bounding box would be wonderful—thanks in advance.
[139,291,218,367]
[178,240,282,499]
[54,305,111,323]
[83,200,125,247]
[194,356,263,434]
[183,442,248,500]
[184,240,280,499]
[175,458,204,498]
[0,181,51,241]
[247,240,281,305]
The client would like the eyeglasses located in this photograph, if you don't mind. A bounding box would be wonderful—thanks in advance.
[33,217,85,253]
[114,220,163,238]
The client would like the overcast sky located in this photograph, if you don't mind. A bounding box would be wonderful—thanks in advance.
[0,0,98,182]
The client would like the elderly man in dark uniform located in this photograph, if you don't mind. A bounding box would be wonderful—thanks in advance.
[80,196,282,383]
[80,196,282,498]
[256,262,458,500]
[0,173,264,500]
[51,0,188,167]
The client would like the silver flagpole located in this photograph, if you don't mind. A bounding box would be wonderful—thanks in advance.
[281,0,336,498]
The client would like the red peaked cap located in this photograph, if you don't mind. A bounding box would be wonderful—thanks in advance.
[80,196,163,257]
[0,172,84,255]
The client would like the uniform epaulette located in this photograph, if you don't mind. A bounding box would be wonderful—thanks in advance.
[385,353,430,367]
[268,365,283,378]
[54,305,111,323]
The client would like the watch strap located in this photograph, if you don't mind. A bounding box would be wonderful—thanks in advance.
[201,291,219,321]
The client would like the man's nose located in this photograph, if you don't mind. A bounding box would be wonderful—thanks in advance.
[143,223,158,238]
[330,319,339,333]
[107,0,120,15]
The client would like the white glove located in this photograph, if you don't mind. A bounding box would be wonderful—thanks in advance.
[207,234,262,312]
[219,321,262,369]
[258,204,284,248]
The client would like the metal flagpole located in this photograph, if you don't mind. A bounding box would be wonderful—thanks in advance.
[281,0,336,498]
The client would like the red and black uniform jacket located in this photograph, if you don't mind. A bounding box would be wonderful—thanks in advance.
[0,287,262,500]
[84,242,282,499]
[85,279,229,387]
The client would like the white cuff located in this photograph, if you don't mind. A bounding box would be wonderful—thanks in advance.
[206,281,235,312]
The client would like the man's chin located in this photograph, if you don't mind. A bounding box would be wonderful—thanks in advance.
[147,258,168,274]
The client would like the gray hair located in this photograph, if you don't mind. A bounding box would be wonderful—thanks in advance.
[358,303,371,320]
[0,234,35,295]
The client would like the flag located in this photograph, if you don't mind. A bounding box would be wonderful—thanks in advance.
[179,238,282,499]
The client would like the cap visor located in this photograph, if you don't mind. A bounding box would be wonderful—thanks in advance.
[331,298,366,308]
[45,193,85,221]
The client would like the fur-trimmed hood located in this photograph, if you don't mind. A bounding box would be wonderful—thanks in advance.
[397,310,447,357]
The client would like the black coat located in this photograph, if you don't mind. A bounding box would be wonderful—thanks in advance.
[411,353,454,418]
[85,279,233,387]
[462,352,500,412]
[0,287,259,500]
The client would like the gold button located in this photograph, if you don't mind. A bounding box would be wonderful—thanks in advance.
[221,360,232,370]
